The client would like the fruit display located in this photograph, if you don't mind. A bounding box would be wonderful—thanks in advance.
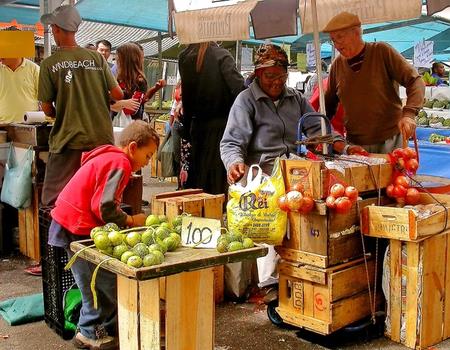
[386,147,420,205]
[87,214,183,269]
[149,99,173,110]
[277,182,315,214]
[429,133,450,144]
[416,98,450,129]
[216,231,254,253]
[325,183,359,215]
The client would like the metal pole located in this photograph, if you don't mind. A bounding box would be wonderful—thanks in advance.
[310,0,328,154]
[235,40,242,70]
[158,31,163,110]
[40,0,51,58]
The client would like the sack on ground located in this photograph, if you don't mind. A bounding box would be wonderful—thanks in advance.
[0,145,32,209]
[227,158,287,245]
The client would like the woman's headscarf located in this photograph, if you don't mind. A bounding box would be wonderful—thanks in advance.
[254,44,289,70]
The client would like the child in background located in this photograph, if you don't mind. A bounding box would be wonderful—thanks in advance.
[48,120,159,349]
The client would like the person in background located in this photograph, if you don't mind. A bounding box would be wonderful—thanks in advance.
[0,29,40,123]
[96,39,113,67]
[110,42,165,121]
[178,42,245,194]
[84,43,96,50]
[303,60,328,100]
[324,12,425,153]
[431,61,448,86]
[49,121,158,349]
[39,5,123,207]
[0,27,41,275]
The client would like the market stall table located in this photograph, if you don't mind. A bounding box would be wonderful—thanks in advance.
[70,240,267,350]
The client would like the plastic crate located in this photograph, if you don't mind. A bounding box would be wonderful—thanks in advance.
[39,206,76,340]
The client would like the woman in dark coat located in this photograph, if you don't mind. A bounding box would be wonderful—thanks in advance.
[178,42,244,194]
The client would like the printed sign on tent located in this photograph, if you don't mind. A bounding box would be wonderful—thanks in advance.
[306,43,317,68]
[413,41,434,68]
[241,47,253,71]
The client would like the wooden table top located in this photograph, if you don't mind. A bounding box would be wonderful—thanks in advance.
[71,239,268,281]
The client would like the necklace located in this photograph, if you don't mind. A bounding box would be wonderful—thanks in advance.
[58,45,79,49]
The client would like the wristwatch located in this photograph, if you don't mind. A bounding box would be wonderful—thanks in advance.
[343,144,351,155]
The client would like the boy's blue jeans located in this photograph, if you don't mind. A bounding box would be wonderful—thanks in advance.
[66,249,117,339]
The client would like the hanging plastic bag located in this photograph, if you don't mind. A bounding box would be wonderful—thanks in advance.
[112,110,133,128]
[157,129,176,178]
[1,145,33,209]
[227,158,287,245]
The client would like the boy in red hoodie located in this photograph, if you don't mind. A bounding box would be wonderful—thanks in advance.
[48,120,158,349]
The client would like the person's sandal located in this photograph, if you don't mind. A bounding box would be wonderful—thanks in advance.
[24,264,42,276]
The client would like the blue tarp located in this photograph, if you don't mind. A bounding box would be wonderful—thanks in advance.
[416,126,450,140]
[411,141,450,176]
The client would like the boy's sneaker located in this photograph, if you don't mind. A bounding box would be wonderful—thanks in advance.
[73,332,118,350]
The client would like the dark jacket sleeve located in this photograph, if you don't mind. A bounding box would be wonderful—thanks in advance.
[325,64,340,120]
[97,168,128,227]
[220,52,245,99]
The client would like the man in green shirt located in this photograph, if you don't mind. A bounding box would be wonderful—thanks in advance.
[39,5,123,206]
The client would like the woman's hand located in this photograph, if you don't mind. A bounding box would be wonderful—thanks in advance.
[156,79,166,89]
[227,162,246,184]
[111,99,140,113]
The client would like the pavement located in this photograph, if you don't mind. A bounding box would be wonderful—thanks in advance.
[1,176,449,350]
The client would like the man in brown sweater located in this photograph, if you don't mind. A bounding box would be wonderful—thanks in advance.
[324,12,425,153]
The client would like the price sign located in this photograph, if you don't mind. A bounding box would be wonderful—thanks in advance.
[414,41,433,68]
[181,216,221,248]
[306,43,316,68]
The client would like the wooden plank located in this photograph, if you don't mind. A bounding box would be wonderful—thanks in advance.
[165,200,181,220]
[404,241,419,349]
[331,291,374,332]
[213,265,224,304]
[327,232,363,266]
[276,307,330,334]
[151,199,166,216]
[284,212,302,250]
[389,240,402,343]
[300,212,328,256]
[117,275,139,350]
[182,198,203,217]
[312,284,330,322]
[302,281,314,317]
[419,233,446,349]
[330,258,375,302]
[139,279,161,350]
[153,189,203,200]
[25,206,35,259]
[275,246,327,268]
[166,268,214,350]
[71,240,268,281]
[18,209,27,255]
[203,195,224,220]
[444,231,450,339]
[278,261,326,285]
[278,274,291,312]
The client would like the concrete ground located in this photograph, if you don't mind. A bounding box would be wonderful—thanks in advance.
[1,173,449,350]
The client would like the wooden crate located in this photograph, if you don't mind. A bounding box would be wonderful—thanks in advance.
[18,183,40,260]
[276,197,379,268]
[385,230,450,349]
[276,257,379,335]
[281,158,392,199]
[361,193,450,241]
[151,189,225,302]
[151,189,224,221]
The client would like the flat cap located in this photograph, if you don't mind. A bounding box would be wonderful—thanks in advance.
[322,12,361,33]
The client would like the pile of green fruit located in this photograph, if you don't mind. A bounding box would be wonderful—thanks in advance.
[423,98,450,110]
[216,232,254,253]
[90,214,183,268]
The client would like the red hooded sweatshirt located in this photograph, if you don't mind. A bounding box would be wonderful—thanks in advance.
[51,145,132,236]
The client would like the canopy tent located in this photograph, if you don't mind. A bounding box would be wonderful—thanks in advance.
[292,16,450,61]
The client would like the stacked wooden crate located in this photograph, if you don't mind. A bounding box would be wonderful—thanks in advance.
[151,189,225,303]
[274,158,391,334]
[361,193,450,349]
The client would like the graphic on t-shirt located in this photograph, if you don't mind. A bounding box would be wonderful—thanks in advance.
[65,69,73,84]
